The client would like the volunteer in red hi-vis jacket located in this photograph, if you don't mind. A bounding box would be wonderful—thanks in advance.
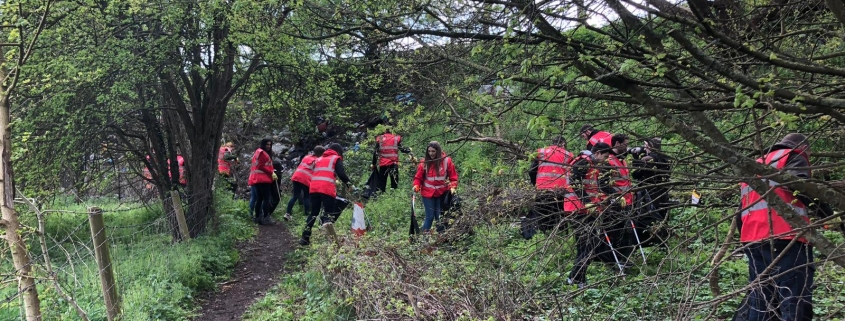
[299,143,351,246]
[412,141,459,233]
[736,133,833,321]
[578,123,613,151]
[284,145,324,221]
[248,138,277,225]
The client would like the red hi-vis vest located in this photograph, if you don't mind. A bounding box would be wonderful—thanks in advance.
[577,156,606,209]
[607,154,634,206]
[247,148,274,186]
[739,149,810,243]
[143,155,154,189]
[588,131,612,148]
[535,146,583,212]
[413,154,459,198]
[309,149,342,197]
[218,147,233,175]
[176,155,187,185]
[377,133,401,167]
[291,154,317,186]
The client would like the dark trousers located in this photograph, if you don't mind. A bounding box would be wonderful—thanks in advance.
[529,190,566,233]
[568,207,633,284]
[568,215,600,284]
[744,241,814,321]
[376,164,398,193]
[253,183,279,220]
[302,193,339,240]
[285,181,311,217]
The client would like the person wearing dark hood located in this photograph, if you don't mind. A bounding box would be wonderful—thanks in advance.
[299,143,351,245]
[248,138,278,225]
[578,123,613,151]
[372,126,411,193]
[567,142,623,287]
[734,133,832,321]
[631,137,672,226]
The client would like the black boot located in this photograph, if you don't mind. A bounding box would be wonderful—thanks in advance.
[261,214,276,225]
[300,229,312,245]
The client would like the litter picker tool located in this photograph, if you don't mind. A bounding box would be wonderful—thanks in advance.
[409,193,420,237]
[602,229,626,274]
[629,220,647,264]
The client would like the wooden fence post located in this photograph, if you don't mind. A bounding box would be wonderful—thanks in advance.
[88,207,121,321]
[170,190,191,241]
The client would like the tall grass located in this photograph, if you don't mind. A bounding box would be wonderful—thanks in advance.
[0,190,255,321]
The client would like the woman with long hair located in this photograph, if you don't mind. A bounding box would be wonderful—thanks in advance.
[412,141,459,233]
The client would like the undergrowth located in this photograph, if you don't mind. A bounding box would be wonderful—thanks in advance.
[240,140,845,320]
[0,190,255,321]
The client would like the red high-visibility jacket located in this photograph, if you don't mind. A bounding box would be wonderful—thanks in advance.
[535,146,583,213]
[413,153,459,198]
[607,154,633,206]
[247,148,274,185]
[376,133,401,167]
[309,149,342,197]
[740,149,810,243]
[588,131,612,149]
[218,147,234,176]
[291,154,318,186]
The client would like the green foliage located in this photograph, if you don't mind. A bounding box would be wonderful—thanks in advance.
[0,192,255,321]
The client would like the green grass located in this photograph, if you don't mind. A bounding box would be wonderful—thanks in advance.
[0,190,255,321]
[241,183,845,320]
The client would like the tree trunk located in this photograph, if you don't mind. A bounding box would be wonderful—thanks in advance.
[185,138,218,237]
[0,93,42,320]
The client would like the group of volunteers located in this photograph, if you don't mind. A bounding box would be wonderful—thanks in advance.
[232,126,458,246]
[526,125,828,321]
[522,124,672,289]
[217,123,828,321]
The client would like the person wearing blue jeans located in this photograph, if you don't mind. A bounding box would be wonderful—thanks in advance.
[420,193,448,231]
[412,141,459,233]
[249,185,258,217]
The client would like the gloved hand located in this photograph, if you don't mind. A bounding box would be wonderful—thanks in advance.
[413,185,421,193]
[272,172,278,181]
[450,187,456,194]
[616,196,627,208]
[370,164,375,170]
[583,203,598,215]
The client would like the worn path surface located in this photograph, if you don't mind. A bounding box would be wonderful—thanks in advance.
[194,222,295,321]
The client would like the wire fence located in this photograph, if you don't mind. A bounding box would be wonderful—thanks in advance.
[0,183,219,321]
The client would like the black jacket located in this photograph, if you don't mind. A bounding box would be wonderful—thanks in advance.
[631,151,671,188]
